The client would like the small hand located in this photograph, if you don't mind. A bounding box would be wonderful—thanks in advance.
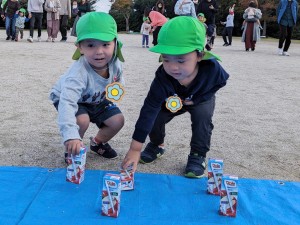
[64,139,82,157]
[121,149,141,173]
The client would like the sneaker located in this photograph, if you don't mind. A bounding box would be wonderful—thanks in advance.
[46,37,51,42]
[223,43,228,46]
[15,38,18,42]
[277,48,283,55]
[142,45,145,48]
[27,36,33,43]
[52,38,55,42]
[6,36,10,40]
[60,38,67,42]
[139,142,165,164]
[205,43,212,51]
[89,137,118,159]
[37,37,42,42]
[283,51,290,56]
[146,45,149,48]
[184,153,206,178]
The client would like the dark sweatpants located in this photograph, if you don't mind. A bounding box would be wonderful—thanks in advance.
[149,96,216,157]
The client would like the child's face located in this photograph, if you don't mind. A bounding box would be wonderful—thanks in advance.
[79,39,116,69]
[198,16,204,22]
[19,12,24,17]
[161,51,201,82]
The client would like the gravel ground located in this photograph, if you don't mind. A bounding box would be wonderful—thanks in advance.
[0,29,299,181]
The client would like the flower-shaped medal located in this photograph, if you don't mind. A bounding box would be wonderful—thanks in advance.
[105,82,125,102]
[165,95,183,113]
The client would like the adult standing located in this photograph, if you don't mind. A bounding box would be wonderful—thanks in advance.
[277,0,299,56]
[174,0,197,18]
[1,0,20,41]
[241,1,262,51]
[70,0,91,37]
[44,0,61,42]
[197,0,218,51]
[59,0,71,42]
[27,0,45,42]
[144,7,168,46]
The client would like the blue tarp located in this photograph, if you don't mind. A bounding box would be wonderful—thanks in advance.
[0,166,299,225]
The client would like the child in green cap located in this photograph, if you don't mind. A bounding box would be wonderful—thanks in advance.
[50,12,125,161]
[122,16,229,178]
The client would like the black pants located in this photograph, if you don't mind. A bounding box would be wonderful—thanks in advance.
[152,26,162,46]
[222,26,233,45]
[278,25,294,52]
[149,96,216,157]
[60,15,69,40]
[29,12,43,37]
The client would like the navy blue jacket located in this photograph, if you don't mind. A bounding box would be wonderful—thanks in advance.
[132,59,229,143]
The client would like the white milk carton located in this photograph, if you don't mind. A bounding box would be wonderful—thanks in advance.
[207,158,223,195]
[219,174,238,217]
[102,173,122,218]
[66,147,87,184]
[120,164,134,191]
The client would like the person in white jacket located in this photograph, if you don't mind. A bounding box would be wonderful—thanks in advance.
[174,0,197,18]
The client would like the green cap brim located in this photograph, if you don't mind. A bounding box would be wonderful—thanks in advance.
[72,40,125,62]
[157,50,221,62]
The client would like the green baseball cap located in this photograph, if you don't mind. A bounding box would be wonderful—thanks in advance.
[197,13,205,17]
[149,16,220,61]
[19,8,26,13]
[72,12,124,62]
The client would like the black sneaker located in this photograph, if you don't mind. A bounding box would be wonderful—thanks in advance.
[184,153,206,178]
[90,137,118,159]
[6,36,10,40]
[139,142,165,164]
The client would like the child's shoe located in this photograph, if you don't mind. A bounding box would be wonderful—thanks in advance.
[146,45,149,48]
[15,38,18,42]
[27,36,33,42]
[142,45,145,48]
[89,137,118,159]
[6,36,10,40]
[139,142,165,164]
[184,153,206,178]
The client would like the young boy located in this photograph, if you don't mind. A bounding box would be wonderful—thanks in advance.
[50,12,125,160]
[122,16,229,178]
[220,4,235,46]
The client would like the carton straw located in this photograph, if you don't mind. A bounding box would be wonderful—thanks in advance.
[71,154,78,180]
[105,180,115,214]
[224,180,234,212]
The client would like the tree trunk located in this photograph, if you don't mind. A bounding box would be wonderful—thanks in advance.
[125,16,130,32]
[262,20,267,37]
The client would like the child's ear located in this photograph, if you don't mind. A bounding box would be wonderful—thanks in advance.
[197,51,204,61]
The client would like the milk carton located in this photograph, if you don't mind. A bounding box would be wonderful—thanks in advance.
[120,164,134,191]
[219,174,238,217]
[66,147,87,184]
[207,158,223,195]
[102,173,122,218]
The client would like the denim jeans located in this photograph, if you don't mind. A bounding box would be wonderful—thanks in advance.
[149,95,216,157]
[142,34,149,46]
[5,15,16,39]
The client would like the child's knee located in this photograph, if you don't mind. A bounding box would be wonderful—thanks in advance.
[108,113,125,130]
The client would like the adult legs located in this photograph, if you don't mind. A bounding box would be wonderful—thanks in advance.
[35,13,43,38]
[245,22,254,50]
[227,27,233,45]
[283,26,293,52]
[152,26,161,46]
[278,24,287,49]
[5,16,12,38]
[222,27,228,44]
[60,15,69,41]
[29,14,36,37]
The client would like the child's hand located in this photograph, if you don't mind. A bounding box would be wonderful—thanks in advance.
[64,139,82,156]
[121,140,143,173]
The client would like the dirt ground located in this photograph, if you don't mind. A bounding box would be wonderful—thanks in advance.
[0,29,299,182]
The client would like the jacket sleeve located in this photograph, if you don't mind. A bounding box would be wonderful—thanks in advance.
[132,76,168,143]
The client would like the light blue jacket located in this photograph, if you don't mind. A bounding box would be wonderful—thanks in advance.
[277,0,298,24]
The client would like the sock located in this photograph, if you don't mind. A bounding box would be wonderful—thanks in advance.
[93,137,101,145]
